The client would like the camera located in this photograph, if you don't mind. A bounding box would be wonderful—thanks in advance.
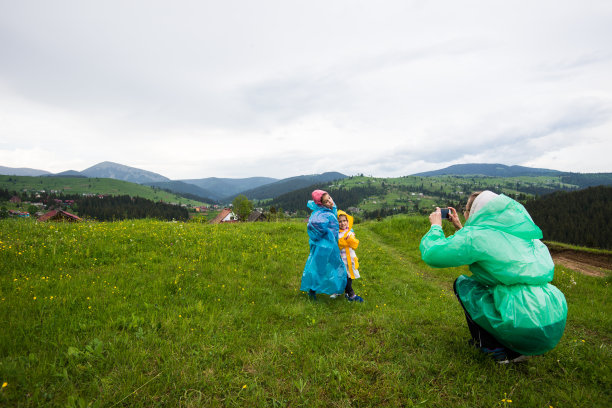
[440,208,451,219]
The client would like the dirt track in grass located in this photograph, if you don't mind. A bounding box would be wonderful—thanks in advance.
[549,247,612,277]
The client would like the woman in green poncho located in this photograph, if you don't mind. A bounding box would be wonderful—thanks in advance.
[420,191,567,363]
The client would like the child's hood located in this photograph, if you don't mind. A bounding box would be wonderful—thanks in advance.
[337,209,353,230]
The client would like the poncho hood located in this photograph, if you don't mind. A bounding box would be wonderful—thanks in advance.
[337,209,353,230]
[465,194,543,240]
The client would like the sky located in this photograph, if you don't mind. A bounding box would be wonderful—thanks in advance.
[1,1,611,179]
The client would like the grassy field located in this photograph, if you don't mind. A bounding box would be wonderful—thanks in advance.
[0,176,205,206]
[0,217,610,407]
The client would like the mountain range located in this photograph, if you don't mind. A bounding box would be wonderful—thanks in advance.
[412,163,562,177]
[0,162,349,202]
[1,161,582,203]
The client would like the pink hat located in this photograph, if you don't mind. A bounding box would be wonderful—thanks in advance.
[311,189,328,205]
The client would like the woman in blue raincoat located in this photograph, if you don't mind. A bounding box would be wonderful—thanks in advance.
[420,191,567,363]
[300,190,347,300]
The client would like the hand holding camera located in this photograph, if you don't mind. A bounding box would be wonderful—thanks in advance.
[429,207,463,230]
[440,208,451,219]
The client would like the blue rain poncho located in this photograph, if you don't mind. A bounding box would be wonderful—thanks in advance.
[420,194,567,355]
[300,200,347,295]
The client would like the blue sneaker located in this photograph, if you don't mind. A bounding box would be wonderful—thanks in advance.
[480,347,508,361]
[345,294,364,302]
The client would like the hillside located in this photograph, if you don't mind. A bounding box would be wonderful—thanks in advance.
[268,173,612,217]
[0,165,51,176]
[145,180,217,203]
[181,177,278,201]
[525,186,612,250]
[412,163,562,177]
[235,172,348,201]
[0,175,207,206]
[0,218,608,407]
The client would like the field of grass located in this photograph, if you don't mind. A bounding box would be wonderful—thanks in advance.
[0,217,610,407]
[0,176,205,206]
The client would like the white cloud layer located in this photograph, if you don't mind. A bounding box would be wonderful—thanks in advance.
[1,0,611,178]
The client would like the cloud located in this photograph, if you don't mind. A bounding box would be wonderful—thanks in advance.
[1,1,612,178]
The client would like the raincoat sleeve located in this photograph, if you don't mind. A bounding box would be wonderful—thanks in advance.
[308,212,329,242]
[419,225,475,268]
[308,210,338,248]
[338,231,359,250]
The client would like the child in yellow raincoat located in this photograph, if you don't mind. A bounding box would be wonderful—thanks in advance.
[337,210,364,302]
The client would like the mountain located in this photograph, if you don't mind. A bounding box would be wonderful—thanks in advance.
[51,170,86,177]
[0,166,51,176]
[81,161,170,184]
[234,172,348,201]
[181,177,278,201]
[412,163,562,177]
[145,180,217,203]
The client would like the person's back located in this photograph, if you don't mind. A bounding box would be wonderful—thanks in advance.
[420,192,567,359]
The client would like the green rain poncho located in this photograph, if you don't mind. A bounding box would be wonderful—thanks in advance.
[419,194,567,355]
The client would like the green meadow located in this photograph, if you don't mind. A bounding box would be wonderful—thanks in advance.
[0,217,610,407]
[0,176,205,206]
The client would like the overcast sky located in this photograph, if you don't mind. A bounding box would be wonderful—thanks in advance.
[1,1,611,179]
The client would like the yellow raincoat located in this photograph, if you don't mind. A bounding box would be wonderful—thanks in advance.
[337,210,360,279]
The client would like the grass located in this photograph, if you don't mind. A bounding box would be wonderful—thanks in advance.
[0,217,610,407]
[544,240,612,256]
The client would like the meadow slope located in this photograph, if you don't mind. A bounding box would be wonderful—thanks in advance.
[0,218,610,407]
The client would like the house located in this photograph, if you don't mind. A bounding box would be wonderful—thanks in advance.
[37,210,82,222]
[247,210,267,222]
[9,196,21,203]
[209,208,237,224]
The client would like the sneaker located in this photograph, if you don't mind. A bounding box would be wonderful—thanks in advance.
[329,293,343,299]
[480,347,508,361]
[345,294,364,302]
[498,354,533,364]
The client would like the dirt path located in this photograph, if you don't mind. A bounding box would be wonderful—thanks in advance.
[549,248,612,277]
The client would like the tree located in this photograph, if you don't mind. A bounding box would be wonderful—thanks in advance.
[232,195,253,221]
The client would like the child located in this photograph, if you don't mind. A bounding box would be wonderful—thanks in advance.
[300,190,347,300]
[337,210,364,302]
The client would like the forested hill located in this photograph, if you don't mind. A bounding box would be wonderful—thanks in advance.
[267,183,381,214]
[525,186,612,250]
[233,172,347,201]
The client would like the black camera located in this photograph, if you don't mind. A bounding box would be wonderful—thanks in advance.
[440,208,451,219]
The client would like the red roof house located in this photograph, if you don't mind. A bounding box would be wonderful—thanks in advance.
[37,210,82,222]
[208,208,237,224]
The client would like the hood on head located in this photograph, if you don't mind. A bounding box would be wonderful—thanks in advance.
[465,194,543,240]
[337,209,353,230]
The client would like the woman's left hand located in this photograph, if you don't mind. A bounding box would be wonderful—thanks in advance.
[448,207,463,230]
[429,207,442,226]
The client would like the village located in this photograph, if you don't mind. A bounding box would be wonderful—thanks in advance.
[1,189,278,224]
